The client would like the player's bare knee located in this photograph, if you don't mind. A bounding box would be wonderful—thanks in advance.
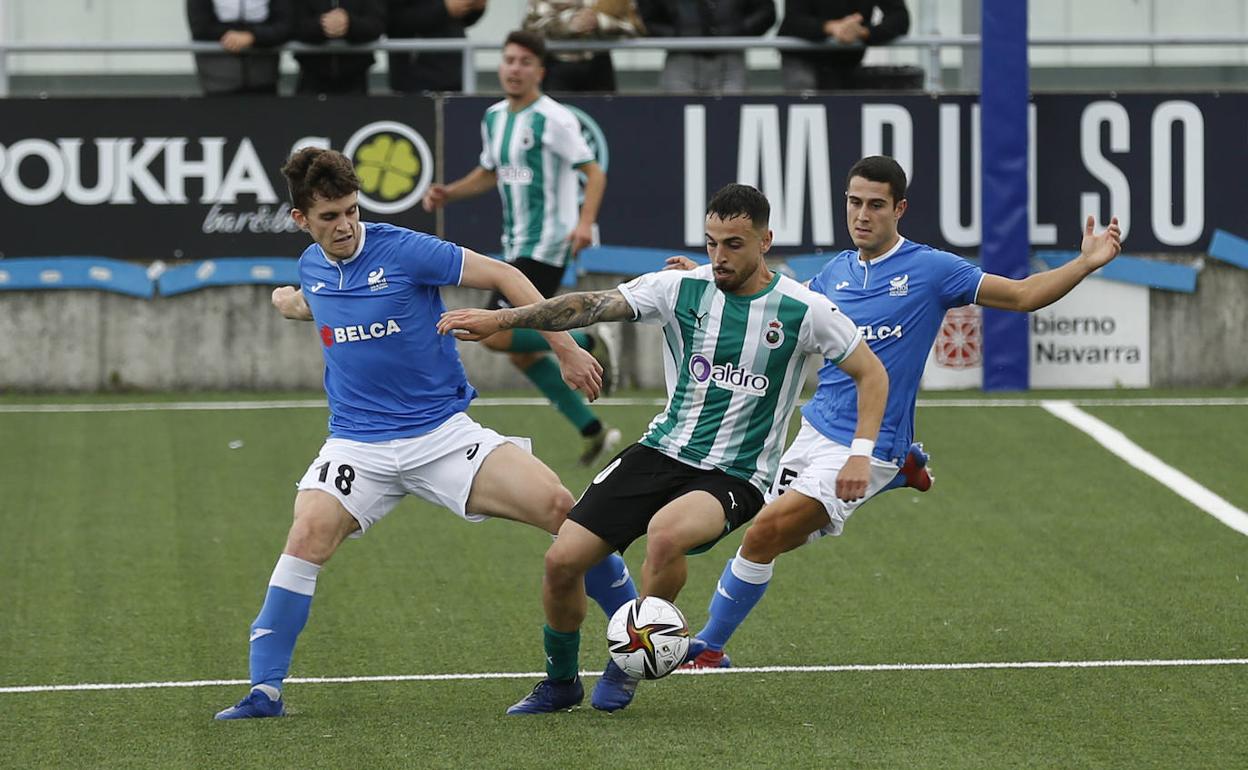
[284,518,337,564]
[741,519,786,563]
[643,528,685,569]
[547,485,575,529]
[543,543,587,589]
[553,483,574,513]
[527,481,573,534]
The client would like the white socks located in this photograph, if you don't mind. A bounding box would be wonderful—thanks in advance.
[269,553,322,596]
[729,547,774,585]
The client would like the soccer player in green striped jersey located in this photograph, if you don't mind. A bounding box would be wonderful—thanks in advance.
[423,30,620,468]
[438,184,889,714]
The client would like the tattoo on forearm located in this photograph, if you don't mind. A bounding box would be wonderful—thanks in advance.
[498,290,631,331]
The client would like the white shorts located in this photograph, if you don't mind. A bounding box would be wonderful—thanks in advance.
[767,418,902,541]
[296,412,530,536]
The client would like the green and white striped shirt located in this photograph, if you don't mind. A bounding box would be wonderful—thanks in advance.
[479,95,593,267]
[618,264,863,493]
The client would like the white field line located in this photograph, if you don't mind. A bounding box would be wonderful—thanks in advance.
[0,396,1246,414]
[3,657,1247,694]
[1042,400,1248,537]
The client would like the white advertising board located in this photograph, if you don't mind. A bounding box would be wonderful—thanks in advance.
[921,278,1150,390]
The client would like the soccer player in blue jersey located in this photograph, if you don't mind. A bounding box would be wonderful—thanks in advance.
[680,155,1123,670]
[214,147,639,720]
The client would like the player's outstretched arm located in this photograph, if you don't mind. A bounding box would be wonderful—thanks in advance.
[499,289,635,332]
[438,288,634,339]
[977,215,1123,312]
[422,166,497,212]
[450,249,605,399]
[833,343,889,503]
[272,286,313,321]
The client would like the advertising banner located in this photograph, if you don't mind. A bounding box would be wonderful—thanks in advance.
[0,96,437,260]
[443,92,1244,257]
[921,277,1150,389]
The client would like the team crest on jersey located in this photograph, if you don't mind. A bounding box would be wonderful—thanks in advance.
[368,267,388,291]
[889,274,910,296]
[762,319,785,349]
[519,127,536,150]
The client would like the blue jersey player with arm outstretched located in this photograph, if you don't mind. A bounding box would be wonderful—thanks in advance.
[214,147,639,719]
[682,155,1122,669]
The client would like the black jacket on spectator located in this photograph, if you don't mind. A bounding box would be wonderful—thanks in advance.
[293,0,387,93]
[779,0,909,74]
[187,0,294,94]
[387,0,484,93]
[638,0,776,38]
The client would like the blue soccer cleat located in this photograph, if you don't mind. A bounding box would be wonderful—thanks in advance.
[591,659,639,712]
[506,677,584,715]
[680,636,733,670]
[883,442,933,493]
[214,688,286,720]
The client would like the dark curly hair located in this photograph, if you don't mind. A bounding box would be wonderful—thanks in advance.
[281,147,360,212]
[706,183,770,230]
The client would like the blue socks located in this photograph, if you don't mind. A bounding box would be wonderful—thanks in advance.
[698,548,774,651]
[245,552,632,691]
[583,552,637,618]
[248,554,321,691]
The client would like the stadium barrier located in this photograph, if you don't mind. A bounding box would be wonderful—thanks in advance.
[1,240,1245,392]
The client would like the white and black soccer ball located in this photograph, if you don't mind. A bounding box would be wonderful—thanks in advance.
[606,596,691,680]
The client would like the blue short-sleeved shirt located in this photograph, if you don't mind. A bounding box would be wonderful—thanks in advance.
[299,222,475,441]
[802,238,984,463]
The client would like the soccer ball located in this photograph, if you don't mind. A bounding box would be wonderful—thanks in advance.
[606,596,691,680]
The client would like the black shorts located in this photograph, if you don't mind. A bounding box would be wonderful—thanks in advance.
[570,443,765,554]
[486,257,567,310]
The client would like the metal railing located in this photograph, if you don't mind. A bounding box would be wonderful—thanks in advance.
[3,33,1248,98]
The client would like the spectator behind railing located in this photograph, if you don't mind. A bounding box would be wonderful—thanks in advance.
[293,0,387,94]
[387,0,486,93]
[187,0,294,96]
[523,0,645,93]
[779,1,910,91]
[638,0,776,94]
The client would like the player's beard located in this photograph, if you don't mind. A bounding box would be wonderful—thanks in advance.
[714,260,760,293]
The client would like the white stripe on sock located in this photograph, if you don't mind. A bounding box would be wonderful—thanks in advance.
[730,548,774,584]
[252,683,282,700]
[269,553,321,596]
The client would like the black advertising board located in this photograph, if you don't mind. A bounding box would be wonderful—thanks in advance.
[0,96,438,260]
[442,92,1245,256]
[2,92,1241,259]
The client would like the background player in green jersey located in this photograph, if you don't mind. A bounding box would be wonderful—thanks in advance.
[423,30,619,467]
[438,184,889,715]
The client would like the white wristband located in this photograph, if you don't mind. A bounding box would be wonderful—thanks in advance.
[849,438,875,457]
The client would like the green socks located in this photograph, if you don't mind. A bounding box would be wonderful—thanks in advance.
[543,625,580,681]
[522,356,597,433]
[506,328,593,353]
